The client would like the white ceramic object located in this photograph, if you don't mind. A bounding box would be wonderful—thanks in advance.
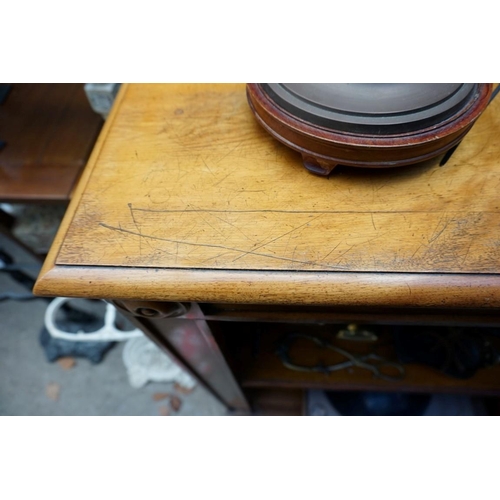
[122,336,197,390]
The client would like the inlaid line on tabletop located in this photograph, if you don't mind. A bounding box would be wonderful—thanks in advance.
[130,208,499,215]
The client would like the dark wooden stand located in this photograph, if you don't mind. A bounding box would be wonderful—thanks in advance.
[247,83,492,175]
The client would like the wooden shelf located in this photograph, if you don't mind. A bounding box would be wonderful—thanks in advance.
[214,322,500,397]
[245,388,305,416]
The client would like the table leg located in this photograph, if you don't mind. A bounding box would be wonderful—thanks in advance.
[112,300,250,413]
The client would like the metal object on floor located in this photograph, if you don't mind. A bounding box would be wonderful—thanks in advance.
[44,296,198,390]
[45,297,143,342]
[40,298,118,364]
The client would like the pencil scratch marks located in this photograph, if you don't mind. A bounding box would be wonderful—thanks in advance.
[212,173,232,187]
[428,216,452,244]
[205,212,254,241]
[215,141,243,164]
[129,202,147,256]
[320,241,342,262]
[201,157,216,177]
[231,214,324,262]
[90,201,498,273]
[98,222,347,270]
[335,245,355,264]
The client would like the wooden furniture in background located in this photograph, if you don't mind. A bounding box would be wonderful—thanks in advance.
[34,84,500,414]
[0,84,103,202]
[0,83,103,269]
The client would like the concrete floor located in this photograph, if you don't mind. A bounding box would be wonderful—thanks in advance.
[0,230,227,416]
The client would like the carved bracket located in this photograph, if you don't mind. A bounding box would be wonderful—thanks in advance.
[112,300,190,319]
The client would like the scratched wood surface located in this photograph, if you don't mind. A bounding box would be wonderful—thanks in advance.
[52,83,500,274]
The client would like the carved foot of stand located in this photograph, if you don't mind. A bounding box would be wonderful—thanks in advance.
[302,155,337,176]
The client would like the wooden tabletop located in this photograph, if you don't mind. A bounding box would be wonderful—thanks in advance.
[35,83,500,308]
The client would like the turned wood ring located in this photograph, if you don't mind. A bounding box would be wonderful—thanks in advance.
[247,83,492,175]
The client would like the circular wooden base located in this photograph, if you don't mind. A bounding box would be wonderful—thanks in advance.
[247,83,492,176]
